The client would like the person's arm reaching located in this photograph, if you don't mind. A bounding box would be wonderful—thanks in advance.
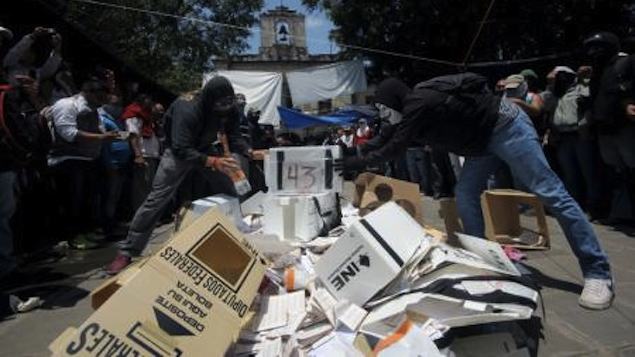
[225,109,252,157]
[51,99,115,142]
[510,95,544,118]
[169,102,208,166]
[125,117,146,165]
[38,33,62,81]
[3,34,33,69]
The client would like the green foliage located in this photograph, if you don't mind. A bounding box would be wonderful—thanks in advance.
[304,0,635,80]
[66,0,263,93]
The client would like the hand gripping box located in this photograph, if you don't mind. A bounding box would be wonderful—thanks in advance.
[264,145,343,195]
[51,208,266,357]
[315,202,424,306]
[263,192,341,242]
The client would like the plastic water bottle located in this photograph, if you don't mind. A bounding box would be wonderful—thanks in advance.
[219,132,252,196]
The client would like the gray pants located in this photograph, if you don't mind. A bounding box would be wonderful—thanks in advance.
[119,150,236,256]
[131,157,160,212]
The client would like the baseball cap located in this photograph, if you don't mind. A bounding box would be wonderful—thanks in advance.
[504,74,526,89]
[553,66,576,75]
[520,69,538,80]
[0,26,13,41]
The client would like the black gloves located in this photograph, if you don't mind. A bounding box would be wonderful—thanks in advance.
[334,156,367,175]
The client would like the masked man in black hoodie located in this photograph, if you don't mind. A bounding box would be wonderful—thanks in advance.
[106,76,250,274]
[340,75,614,310]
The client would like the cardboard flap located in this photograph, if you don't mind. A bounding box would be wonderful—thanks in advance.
[90,260,144,310]
[56,208,266,356]
[481,190,550,249]
[352,173,423,224]
[49,327,77,355]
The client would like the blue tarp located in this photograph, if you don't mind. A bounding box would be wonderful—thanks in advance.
[278,106,376,129]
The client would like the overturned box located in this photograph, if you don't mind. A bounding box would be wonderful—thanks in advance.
[90,259,146,310]
[315,202,425,306]
[353,173,423,224]
[263,192,341,242]
[51,209,266,356]
[481,189,550,250]
[264,145,343,195]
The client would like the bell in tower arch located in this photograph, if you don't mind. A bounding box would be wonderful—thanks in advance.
[276,21,291,44]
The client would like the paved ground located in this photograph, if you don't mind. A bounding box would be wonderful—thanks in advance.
[0,196,634,356]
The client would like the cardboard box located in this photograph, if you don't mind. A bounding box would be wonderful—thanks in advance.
[263,192,341,242]
[90,259,145,310]
[264,145,343,195]
[481,190,550,250]
[353,173,423,224]
[51,209,266,356]
[315,202,425,306]
[175,194,242,232]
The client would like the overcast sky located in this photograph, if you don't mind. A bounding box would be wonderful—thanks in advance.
[245,0,340,54]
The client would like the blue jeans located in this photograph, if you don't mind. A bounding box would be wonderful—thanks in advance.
[0,171,17,277]
[406,147,431,194]
[455,105,611,279]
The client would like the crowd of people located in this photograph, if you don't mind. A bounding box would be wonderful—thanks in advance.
[0,26,173,276]
[0,25,633,309]
[0,26,291,282]
[347,34,635,228]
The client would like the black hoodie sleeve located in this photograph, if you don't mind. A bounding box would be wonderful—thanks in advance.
[361,107,425,165]
[225,110,251,156]
[169,100,208,166]
[361,123,412,164]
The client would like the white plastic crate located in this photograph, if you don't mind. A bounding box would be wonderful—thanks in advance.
[264,145,343,195]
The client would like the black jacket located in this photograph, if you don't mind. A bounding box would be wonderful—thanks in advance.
[164,77,250,166]
[363,82,500,164]
[590,54,635,133]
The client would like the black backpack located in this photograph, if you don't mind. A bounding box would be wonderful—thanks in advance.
[414,72,491,106]
[0,84,53,166]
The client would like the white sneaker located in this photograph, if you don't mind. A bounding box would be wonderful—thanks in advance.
[578,278,614,310]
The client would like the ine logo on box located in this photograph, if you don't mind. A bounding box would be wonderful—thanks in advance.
[330,253,371,291]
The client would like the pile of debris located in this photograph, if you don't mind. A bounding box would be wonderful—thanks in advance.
[49,145,545,356]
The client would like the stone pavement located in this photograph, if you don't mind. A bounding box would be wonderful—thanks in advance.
[0,197,634,356]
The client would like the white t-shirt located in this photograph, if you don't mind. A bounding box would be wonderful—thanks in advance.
[125,117,160,158]
[339,134,354,148]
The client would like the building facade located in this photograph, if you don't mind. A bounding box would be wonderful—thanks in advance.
[214,6,338,74]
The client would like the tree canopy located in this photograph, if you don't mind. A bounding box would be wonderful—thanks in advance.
[304,0,635,82]
[66,0,262,93]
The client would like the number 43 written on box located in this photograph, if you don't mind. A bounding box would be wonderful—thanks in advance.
[284,163,321,190]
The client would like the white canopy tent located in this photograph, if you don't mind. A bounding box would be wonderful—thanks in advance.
[203,70,284,126]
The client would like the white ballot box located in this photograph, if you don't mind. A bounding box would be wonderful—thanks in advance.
[315,202,426,306]
[264,145,343,195]
[263,192,341,242]
[177,194,242,231]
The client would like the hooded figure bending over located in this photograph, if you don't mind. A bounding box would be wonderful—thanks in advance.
[339,74,614,311]
[107,76,251,274]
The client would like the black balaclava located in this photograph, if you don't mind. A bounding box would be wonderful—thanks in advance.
[199,75,236,122]
[583,32,620,68]
[374,78,411,112]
